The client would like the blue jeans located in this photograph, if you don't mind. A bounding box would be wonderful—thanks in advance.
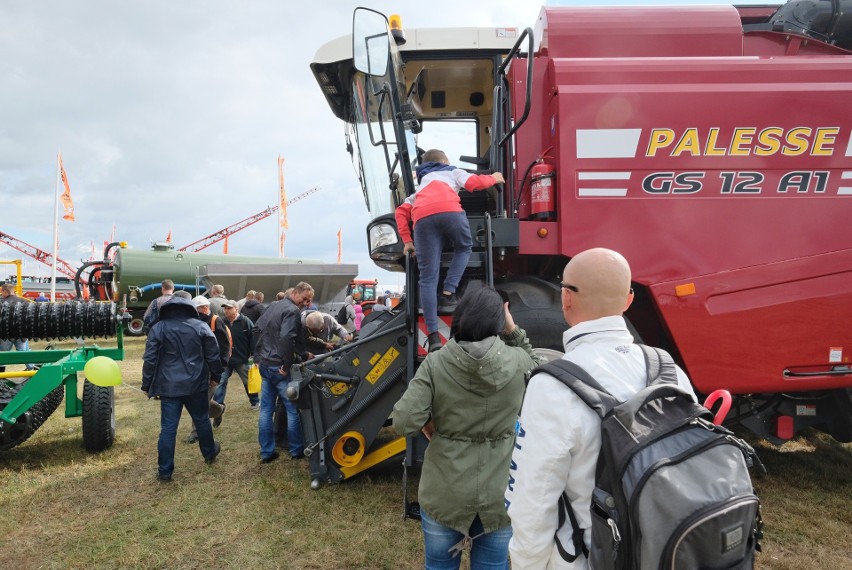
[413,211,472,334]
[0,338,35,370]
[258,364,303,458]
[421,510,511,570]
[158,390,218,478]
[213,363,259,406]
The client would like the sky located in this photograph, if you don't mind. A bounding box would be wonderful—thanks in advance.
[0,0,778,293]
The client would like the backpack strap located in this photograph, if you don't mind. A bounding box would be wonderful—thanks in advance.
[210,314,234,360]
[529,360,614,564]
[639,344,678,387]
[554,491,590,563]
[531,360,620,419]
[614,345,694,430]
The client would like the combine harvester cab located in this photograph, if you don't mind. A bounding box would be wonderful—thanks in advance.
[298,2,852,487]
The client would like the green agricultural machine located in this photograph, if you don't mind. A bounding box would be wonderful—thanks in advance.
[0,300,123,452]
[82,242,357,336]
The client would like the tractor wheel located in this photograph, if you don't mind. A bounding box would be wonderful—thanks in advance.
[125,317,145,336]
[82,380,115,452]
[0,385,64,451]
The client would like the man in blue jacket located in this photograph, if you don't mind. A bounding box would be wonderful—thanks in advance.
[142,295,225,482]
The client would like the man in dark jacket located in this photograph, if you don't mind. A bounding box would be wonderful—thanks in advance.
[241,292,265,324]
[253,281,314,462]
[185,295,232,440]
[142,279,175,332]
[141,296,224,482]
[212,300,258,409]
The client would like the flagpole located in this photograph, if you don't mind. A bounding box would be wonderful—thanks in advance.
[51,152,60,302]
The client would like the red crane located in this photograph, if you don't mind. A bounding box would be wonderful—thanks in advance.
[0,231,78,279]
[178,186,321,252]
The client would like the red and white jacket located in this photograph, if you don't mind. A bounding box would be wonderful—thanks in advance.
[394,167,498,244]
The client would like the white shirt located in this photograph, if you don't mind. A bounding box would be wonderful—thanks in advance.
[505,316,696,569]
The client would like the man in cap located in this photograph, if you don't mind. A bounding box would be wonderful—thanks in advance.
[212,300,259,410]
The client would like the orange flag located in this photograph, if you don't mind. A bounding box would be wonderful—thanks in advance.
[166,229,172,243]
[278,155,288,230]
[337,228,342,264]
[59,153,75,222]
[223,235,229,254]
[279,232,286,258]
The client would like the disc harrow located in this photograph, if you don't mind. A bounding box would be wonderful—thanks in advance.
[0,301,117,341]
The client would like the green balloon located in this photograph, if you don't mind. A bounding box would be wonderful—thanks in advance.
[84,356,122,387]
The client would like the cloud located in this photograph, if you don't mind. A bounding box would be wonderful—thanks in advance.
[0,0,544,288]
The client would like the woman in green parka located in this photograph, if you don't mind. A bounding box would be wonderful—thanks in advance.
[392,287,540,569]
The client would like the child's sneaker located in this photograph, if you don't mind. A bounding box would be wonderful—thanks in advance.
[427,332,443,353]
[437,292,458,314]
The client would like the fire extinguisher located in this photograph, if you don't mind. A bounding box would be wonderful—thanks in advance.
[530,160,556,221]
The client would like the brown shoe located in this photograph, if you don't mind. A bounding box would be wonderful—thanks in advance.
[209,400,224,420]
[212,404,225,427]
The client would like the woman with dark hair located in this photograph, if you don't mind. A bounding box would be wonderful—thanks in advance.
[392,287,539,569]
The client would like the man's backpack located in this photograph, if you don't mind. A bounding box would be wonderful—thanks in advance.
[209,314,233,362]
[336,304,349,325]
[533,345,764,570]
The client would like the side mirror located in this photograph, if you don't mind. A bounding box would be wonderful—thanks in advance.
[353,7,390,77]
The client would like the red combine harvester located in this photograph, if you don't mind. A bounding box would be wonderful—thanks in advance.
[290,2,852,487]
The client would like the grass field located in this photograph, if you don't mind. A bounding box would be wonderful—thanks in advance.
[1,335,850,569]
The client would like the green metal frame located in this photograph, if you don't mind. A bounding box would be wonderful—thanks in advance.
[0,329,124,425]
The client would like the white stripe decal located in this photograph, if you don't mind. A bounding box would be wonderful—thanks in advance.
[838,187,852,195]
[846,133,852,157]
[578,171,632,180]
[576,129,642,159]
[842,171,852,179]
[578,188,628,197]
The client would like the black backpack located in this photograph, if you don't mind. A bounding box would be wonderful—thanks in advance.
[336,304,349,325]
[532,345,764,570]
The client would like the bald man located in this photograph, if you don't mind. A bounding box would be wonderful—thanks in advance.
[505,248,696,569]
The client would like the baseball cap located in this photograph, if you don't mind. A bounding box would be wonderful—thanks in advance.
[221,299,237,309]
[192,296,210,308]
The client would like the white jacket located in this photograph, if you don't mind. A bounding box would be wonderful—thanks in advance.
[505,316,696,569]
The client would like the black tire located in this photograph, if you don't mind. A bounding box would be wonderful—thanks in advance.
[82,380,115,452]
[126,317,145,336]
[495,276,566,351]
[0,385,64,451]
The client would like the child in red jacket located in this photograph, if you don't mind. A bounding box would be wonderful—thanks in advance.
[394,149,504,352]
